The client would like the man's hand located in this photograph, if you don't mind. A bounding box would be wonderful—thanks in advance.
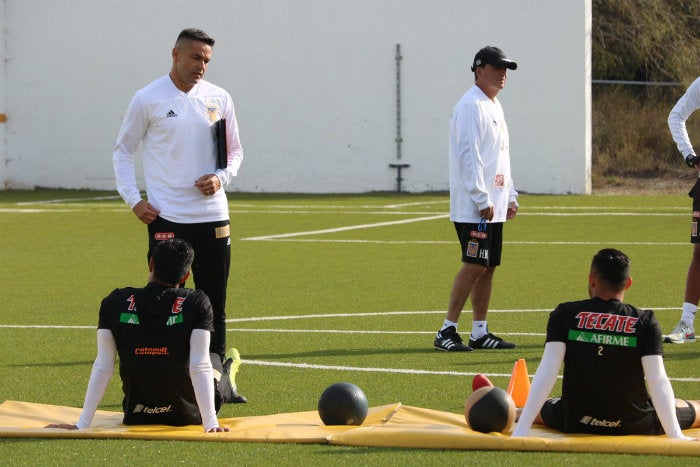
[205,426,230,433]
[194,175,222,197]
[132,200,160,225]
[507,202,518,220]
[45,423,79,430]
[479,205,494,221]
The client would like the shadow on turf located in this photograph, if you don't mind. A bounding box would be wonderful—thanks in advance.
[246,342,545,360]
[247,347,430,360]
[661,349,700,362]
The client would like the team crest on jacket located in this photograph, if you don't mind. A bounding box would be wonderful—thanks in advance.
[206,102,220,123]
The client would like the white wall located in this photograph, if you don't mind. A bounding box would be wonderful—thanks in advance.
[0,0,6,187]
[1,0,591,194]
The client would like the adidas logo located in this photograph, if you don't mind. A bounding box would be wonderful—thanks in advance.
[166,110,177,118]
[440,338,459,350]
[475,335,501,348]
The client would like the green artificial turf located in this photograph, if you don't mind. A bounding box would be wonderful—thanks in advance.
[0,189,698,466]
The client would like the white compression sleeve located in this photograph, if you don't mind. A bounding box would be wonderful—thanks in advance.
[76,329,116,429]
[189,329,219,431]
[512,341,565,437]
[641,354,688,439]
[668,78,700,157]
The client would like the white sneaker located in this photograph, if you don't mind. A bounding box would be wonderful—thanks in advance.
[663,320,696,344]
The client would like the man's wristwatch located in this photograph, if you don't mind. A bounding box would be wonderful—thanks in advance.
[686,154,700,168]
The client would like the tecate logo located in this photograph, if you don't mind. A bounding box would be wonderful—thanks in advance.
[133,404,173,414]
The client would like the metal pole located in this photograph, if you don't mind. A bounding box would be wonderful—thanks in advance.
[389,44,409,192]
[395,43,402,160]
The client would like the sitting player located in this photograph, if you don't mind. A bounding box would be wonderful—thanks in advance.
[513,249,700,439]
[47,238,234,432]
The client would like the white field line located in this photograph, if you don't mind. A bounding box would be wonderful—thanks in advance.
[0,203,688,218]
[4,307,680,327]
[239,359,522,378]
[522,206,687,211]
[2,306,696,382]
[241,238,689,246]
[228,328,544,336]
[2,209,688,217]
[233,210,446,215]
[239,360,700,383]
[15,195,122,205]
[0,208,128,213]
[226,309,552,322]
[0,324,544,337]
[382,200,449,208]
[240,214,448,241]
[235,205,688,243]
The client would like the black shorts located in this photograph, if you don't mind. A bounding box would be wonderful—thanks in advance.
[453,221,503,267]
[540,397,696,435]
[690,178,700,243]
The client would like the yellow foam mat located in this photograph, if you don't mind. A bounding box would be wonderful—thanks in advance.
[1,400,699,456]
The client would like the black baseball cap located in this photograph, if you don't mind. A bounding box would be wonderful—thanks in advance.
[470,46,518,71]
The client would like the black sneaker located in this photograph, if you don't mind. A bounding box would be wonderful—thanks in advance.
[469,332,516,349]
[434,326,474,351]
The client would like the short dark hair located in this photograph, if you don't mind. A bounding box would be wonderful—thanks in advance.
[175,28,215,47]
[591,248,630,290]
[152,238,194,285]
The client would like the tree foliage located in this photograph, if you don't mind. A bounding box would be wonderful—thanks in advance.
[590,1,700,183]
[593,0,700,84]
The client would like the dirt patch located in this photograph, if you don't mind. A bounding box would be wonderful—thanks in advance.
[592,172,697,195]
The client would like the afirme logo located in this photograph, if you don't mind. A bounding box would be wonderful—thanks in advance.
[579,415,622,428]
[133,404,173,414]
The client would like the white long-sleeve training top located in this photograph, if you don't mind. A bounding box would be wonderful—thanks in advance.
[669,77,700,159]
[449,84,518,224]
[113,75,244,224]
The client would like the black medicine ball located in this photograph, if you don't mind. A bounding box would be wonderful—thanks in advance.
[318,382,369,426]
[464,386,516,433]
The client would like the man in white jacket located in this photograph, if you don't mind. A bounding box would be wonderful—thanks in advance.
[513,249,699,438]
[113,30,246,397]
[434,46,519,352]
[665,80,700,344]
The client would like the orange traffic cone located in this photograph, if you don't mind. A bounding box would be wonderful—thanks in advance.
[506,358,530,407]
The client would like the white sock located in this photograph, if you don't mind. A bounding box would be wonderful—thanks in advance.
[682,302,697,326]
[471,321,488,339]
[438,319,458,337]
